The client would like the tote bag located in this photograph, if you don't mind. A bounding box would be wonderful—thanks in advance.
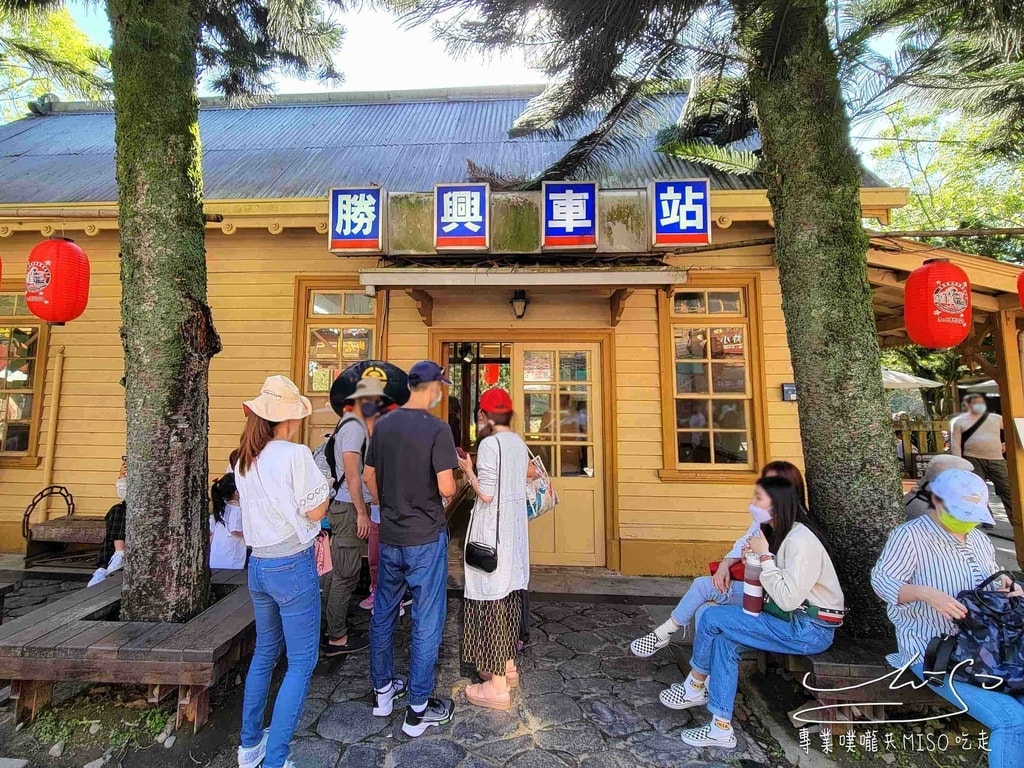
[314,531,333,576]
[526,449,559,521]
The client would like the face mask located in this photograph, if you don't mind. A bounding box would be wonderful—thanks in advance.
[938,509,978,535]
[971,403,987,415]
[115,477,127,502]
[748,503,772,524]
[430,391,443,410]
[360,401,381,419]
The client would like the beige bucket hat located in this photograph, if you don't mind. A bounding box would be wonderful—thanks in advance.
[243,375,312,422]
[349,377,387,401]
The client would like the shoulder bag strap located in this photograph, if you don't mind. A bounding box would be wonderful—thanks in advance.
[494,438,502,546]
[960,412,989,454]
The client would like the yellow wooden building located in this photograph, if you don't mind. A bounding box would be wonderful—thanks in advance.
[0,86,1021,573]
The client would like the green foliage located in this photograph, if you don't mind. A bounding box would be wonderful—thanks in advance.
[0,6,110,122]
[870,105,1024,263]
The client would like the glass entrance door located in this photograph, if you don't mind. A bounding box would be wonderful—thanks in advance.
[512,343,605,567]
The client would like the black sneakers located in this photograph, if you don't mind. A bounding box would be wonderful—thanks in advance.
[402,697,455,737]
[372,678,407,717]
[321,631,370,657]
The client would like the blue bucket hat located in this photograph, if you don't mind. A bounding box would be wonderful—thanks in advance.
[929,469,994,525]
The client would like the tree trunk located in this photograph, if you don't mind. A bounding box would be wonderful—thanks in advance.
[741,0,903,638]
[108,0,221,622]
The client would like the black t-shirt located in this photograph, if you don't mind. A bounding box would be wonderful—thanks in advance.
[365,407,459,547]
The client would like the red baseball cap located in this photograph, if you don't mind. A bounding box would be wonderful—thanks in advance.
[479,387,513,414]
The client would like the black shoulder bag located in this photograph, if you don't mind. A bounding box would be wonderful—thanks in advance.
[465,439,501,574]
[960,412,989,455]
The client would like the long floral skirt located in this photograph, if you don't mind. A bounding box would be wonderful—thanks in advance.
[463,592,522,676]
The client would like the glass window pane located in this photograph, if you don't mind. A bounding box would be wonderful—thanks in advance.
[523,387,554,437]
[14,295,30,316]
[10,327,38,359]
[523,351,554,382]
[307,360,337,394]
[6,359,32,389]
[673,292,706,315]
[479,342,502,359]
[4,422,29,452]
[559,351,589,382]
[312,292,343,316]
[308,328,340,360]
[676,399,710,430]
[714,432,749,465]
[712,362,747,394]
[527,444,554,477]
[712,400,747,430]
[678,432,712,464]
[674,328,708,360]
[708,291,742,314]
[500,344,512,358]
[675,362,709,394]
[343,293,374,316]
[341,327,372,361]
[558,388,589,440]
[6,394,31,420]
[559,445,593,478]
[709,327,744,359]
[0,296,16,316]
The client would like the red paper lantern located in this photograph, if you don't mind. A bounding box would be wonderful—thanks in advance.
[904,258,971,349]
[25,237,90,325]
[483,363,500,386]
[1017,270,1024,312]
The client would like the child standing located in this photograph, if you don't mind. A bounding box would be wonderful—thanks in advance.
[210,473,246,569]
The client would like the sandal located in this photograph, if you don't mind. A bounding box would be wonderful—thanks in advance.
[465,682,511,711]
[479,669,520,688]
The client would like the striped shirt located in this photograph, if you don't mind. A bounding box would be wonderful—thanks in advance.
[871,515,998,669]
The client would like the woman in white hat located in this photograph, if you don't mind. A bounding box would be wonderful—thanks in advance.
[234,376,330,768]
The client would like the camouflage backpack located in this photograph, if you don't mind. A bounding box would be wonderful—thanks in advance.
[925,570,1024,694]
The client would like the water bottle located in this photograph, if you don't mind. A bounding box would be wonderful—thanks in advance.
[742,552,763,616]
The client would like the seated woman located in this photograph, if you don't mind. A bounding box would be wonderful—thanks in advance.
[630,461,806,657]
[668,476,845,751]
[872,468,1024,768]
[88,457,129,587]
[903,454,973,521]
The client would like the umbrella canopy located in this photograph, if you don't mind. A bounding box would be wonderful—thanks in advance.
[329,360,409,416]
[881,368,943,390]
[959,379,999,394]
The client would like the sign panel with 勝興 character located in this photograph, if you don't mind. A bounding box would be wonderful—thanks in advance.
[434,183,490,250]
[328,187,386,253]
[651,179,712,247]
[542,181,598,249]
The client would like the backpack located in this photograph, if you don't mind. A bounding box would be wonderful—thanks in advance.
[924,570,1024,694]
[312,413,364,497]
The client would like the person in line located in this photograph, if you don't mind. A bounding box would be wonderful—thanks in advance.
[210,473,246,569]
[88,458,129,587]
[668,477,845,751]
[872,468,1024,768]
[952,394,1015,525]
[457,388,531,711]
[364,361,459,737]
[903,454,973,521]
[629,460,806,657]
[322,378,385,656]
[234,376,330,768]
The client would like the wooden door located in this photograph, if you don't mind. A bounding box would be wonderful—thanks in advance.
[512,343,605,566]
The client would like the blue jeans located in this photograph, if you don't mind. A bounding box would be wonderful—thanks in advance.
[912,663,1024,768]
[241,546,320,768]
[371,530,448,708]
[691,605,835,721]
[672,575,744,626]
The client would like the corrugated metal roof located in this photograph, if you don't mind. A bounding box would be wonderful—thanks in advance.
[0,86,887,203]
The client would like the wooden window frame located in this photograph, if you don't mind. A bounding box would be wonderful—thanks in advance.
[0,290,49,468]
[657,273,769,483]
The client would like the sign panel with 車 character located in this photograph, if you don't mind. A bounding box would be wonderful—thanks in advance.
[651,179,712,247]
[328,187,386,253]
[542,181,598,249]
[434,183,489,250]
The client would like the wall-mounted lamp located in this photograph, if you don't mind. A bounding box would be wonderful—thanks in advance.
[509,290,530,320]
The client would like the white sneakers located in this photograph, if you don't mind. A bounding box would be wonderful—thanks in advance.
[237,728,269,768]
[659,675,709,710]
[87,551,125,588]
[680,720,737,749]
[87,568,107,588]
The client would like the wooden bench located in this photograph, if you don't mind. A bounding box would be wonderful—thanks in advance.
[0,569,252,731]
[0,582,14,624]
[764,637,946,733]
[23,486,107,568]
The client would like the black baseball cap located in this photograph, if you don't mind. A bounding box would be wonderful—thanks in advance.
[408,361,451,387]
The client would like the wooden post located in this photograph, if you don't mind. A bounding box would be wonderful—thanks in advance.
[991,310,1024,568]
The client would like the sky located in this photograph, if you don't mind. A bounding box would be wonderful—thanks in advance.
[66,3,544,94]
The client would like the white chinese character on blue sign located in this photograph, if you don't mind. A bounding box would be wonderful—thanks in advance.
[652,179,712,246]
[328,187,385,253]
[435,183,489,249]
[543,181,598,248]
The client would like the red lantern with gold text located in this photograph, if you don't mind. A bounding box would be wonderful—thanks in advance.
[483,363,500,386]
[1017,269,1024,312]
[904,258,971,349]
[25,237,90,325]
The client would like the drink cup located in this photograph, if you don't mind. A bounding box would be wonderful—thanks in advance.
[742,552,763,616]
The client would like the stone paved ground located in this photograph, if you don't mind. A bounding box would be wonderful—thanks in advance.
[1,578,84,620]
[226,598,776,768]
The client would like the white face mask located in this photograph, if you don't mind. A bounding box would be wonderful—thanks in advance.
[115,477,127,502]
[748,503,772,524]
[430,391,443,410]
[971,403,987,415]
